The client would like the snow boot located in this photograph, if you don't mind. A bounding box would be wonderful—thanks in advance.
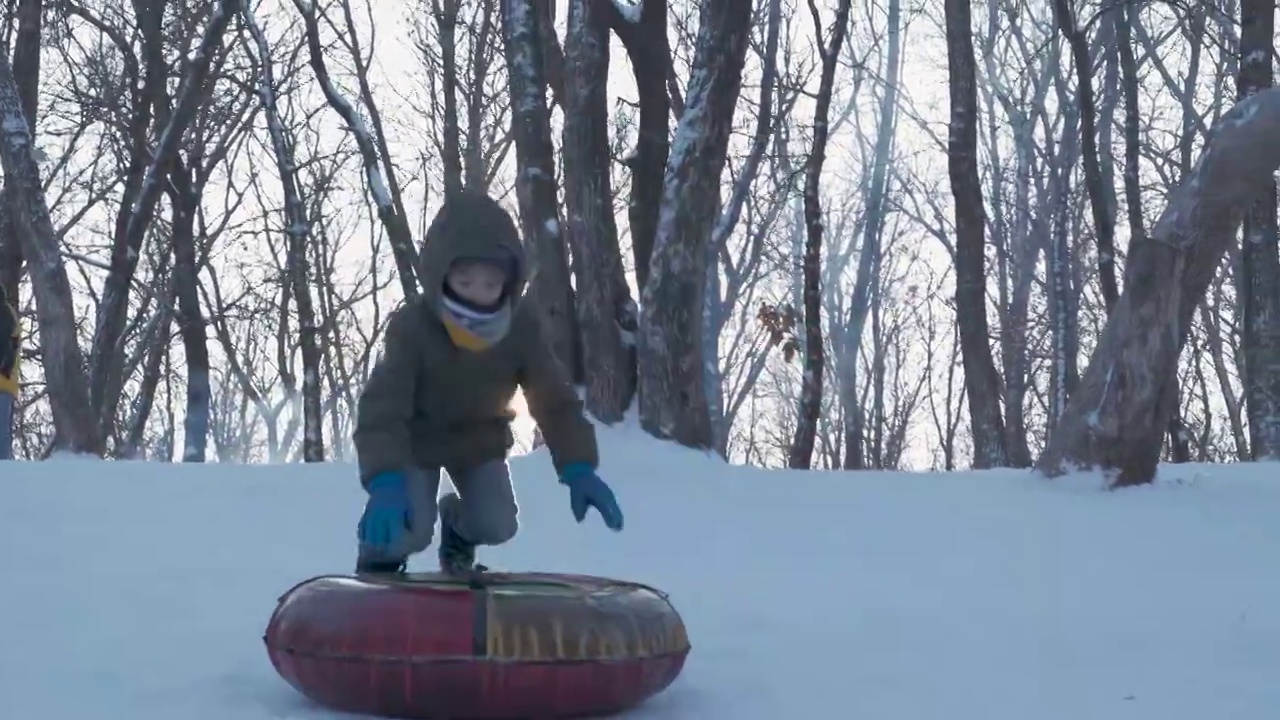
[437,492,477,575]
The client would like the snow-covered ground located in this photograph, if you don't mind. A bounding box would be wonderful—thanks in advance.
[2,424,1279,719]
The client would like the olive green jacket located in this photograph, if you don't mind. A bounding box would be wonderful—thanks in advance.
[353,193,597,486]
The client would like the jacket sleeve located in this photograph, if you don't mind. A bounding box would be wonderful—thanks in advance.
[353,306,420,488]
[0,294,17,395]
[516,308,599,474]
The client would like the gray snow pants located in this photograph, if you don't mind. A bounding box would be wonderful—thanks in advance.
[357,459,520,565]
[0,392,12,460]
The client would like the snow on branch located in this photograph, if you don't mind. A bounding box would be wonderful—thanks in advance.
[612,0,642,23]
[292,0,420,297]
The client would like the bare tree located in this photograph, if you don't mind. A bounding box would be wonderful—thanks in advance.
[0,0,42,303]
[294,0,419,299]
[1039,88,1280,486]
[944,0,1007,467]
[81,0,237,449]
[425,0,464,194]
[787,0,852,469]
[603,0,673,294]
[244,1,324,461]
[1232,0,1280,459]
[500,0,579,383]
[411,0,511,194]
[637,0,751,449]
[0,49,99,453]
[1053,0,1120,313]
[705,0,785,456]
[835,0,901,470]
[561,0,636,422]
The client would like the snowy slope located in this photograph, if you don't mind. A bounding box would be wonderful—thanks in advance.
[2,425,1279,719]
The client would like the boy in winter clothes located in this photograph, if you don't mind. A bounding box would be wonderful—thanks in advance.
[0,283,18,460]
[353,191,624,574]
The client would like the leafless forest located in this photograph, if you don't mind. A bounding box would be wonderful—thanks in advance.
[1,0,1278,485]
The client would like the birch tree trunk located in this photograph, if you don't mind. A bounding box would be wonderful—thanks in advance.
[1038,88,1280,486]
[1045,65,1081,425]
[979,21,1039,468]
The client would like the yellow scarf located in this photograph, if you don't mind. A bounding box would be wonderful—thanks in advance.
[441,314,494,352]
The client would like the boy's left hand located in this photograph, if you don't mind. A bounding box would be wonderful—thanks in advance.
[559,464,624,531]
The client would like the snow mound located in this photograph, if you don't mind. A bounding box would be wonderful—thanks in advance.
[1,425,1279,719]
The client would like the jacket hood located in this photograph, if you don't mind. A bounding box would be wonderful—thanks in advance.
[418,191,527,311]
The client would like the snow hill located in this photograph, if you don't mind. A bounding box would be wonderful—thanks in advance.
[2,423,1279,719]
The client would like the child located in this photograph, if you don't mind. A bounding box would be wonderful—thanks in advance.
[0,282,16,460]
[352,190,624,575]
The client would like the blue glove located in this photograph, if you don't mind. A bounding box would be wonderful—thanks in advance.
[559,463,623,531]
[358,471,412,553]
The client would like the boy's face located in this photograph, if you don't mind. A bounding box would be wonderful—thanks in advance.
[446,260,507,306]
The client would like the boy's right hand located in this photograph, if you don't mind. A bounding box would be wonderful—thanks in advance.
[358,471,412,552]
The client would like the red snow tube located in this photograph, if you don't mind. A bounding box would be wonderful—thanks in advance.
[263,571,690,719]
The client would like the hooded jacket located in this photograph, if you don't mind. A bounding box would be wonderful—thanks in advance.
[352,191,597,485]
[0,284,18,396]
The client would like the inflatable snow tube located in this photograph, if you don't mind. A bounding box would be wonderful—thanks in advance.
[263,571,690,719]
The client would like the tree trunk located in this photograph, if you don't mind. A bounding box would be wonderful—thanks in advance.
[0,50,101,454]
[562,0,636,421]
[431,0,465,195]
[1234,0,1280,459]
[839,0,899,470]
[788,0,853,469]
[88,1,235,438]
[637,0,750,449]
[246,0,325,462]
[1053,0,1119,312]
[1038,88,1280,486]
[944,0,1007,468]
[1113,1,1189,459]
[501,0,580,379]
[706,0,783,455]
[120,262,174,460]
[978,25,1037,468]
[603,0,671,294]
[0,0,42,303]
[1045,76,1081,425]
[166,162,211,462]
